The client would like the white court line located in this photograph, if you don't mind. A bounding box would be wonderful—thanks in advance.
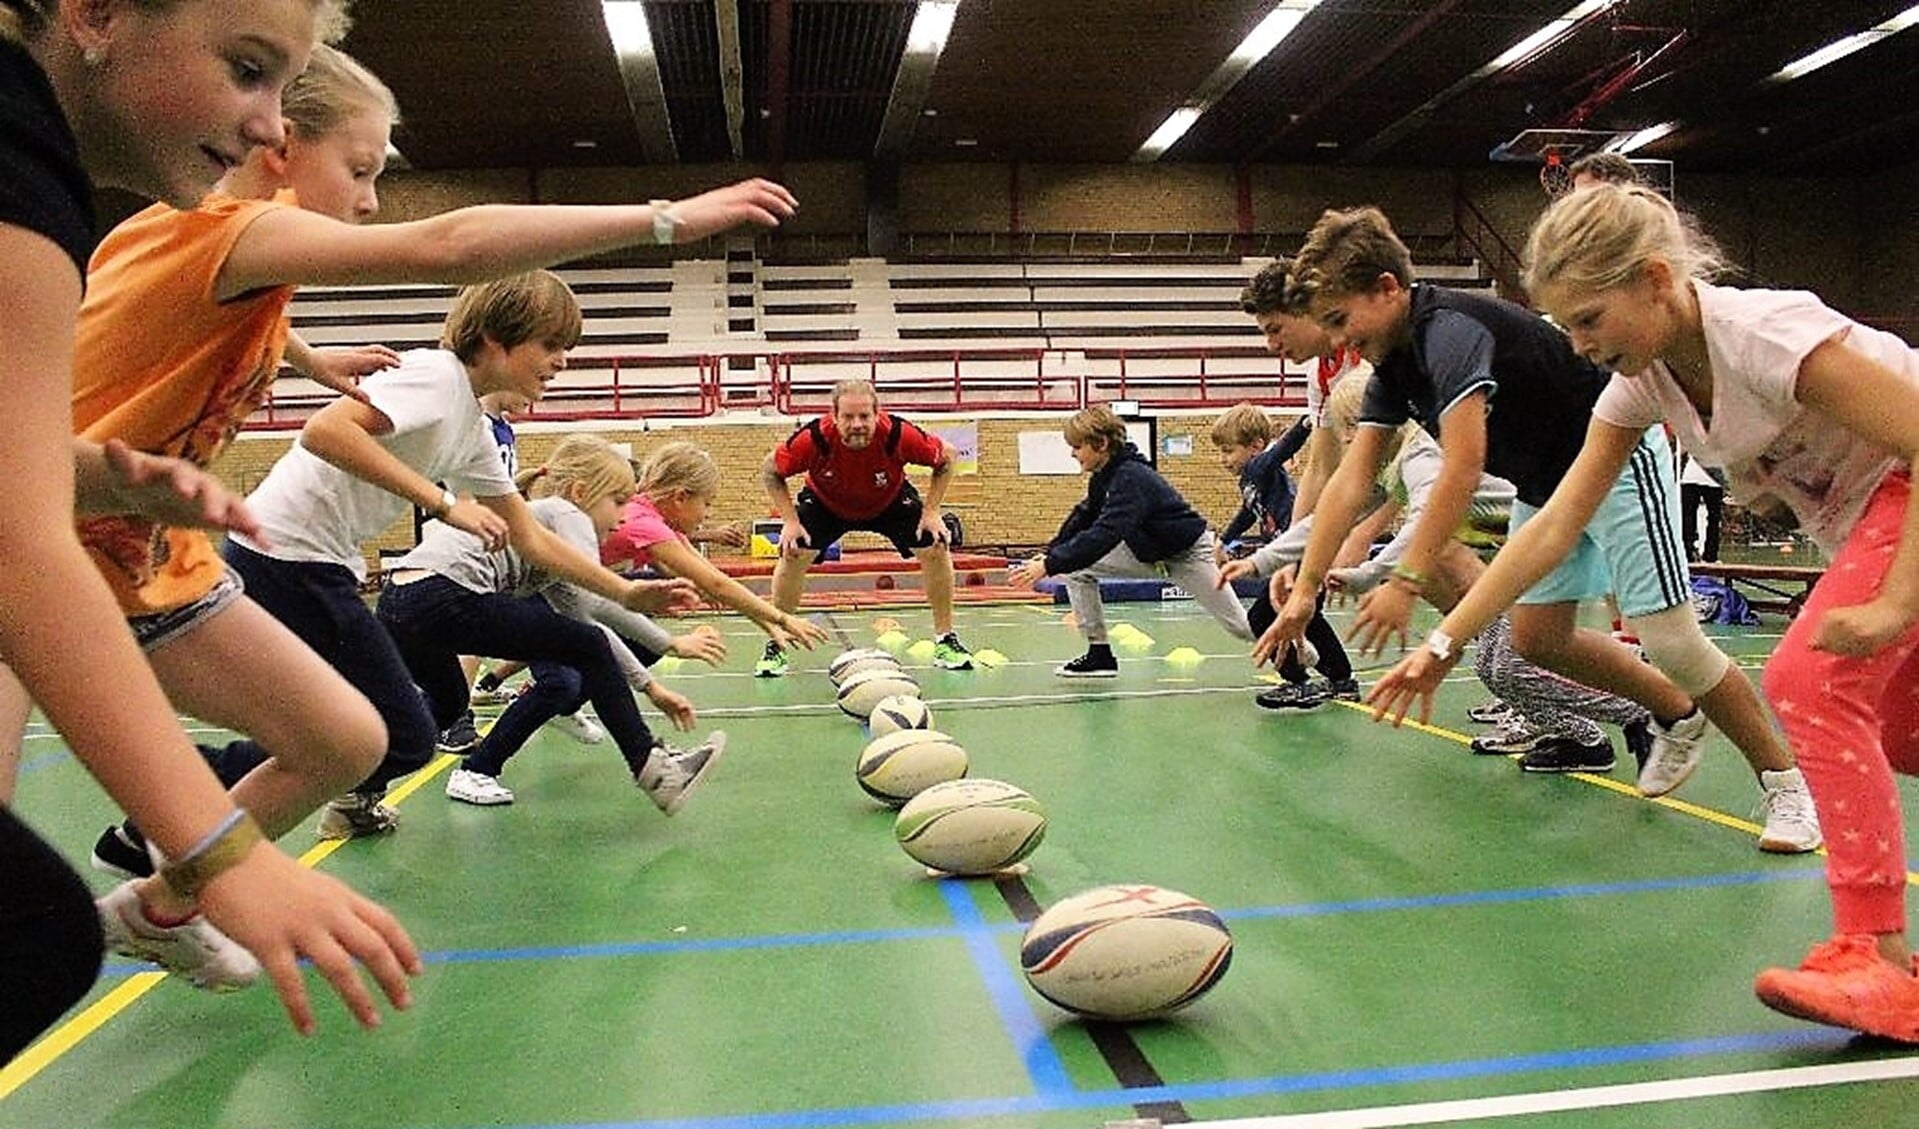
[1193,1054,1919,1129]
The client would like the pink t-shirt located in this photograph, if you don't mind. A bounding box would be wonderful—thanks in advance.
[600,494,688,569]
[1593,281,1916,555]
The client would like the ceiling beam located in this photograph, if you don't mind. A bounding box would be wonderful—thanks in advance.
[767,0,792,166]
[605,1,679,162]
[715,0,745,159]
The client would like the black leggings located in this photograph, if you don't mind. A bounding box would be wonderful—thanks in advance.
[1247,589,1353,683]
[0,808,104,1064]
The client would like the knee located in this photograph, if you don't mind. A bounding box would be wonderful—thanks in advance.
[1635,609,1730,697]
[330,699,388,784]
[525,669,586,711]
[1507,617,1571,667]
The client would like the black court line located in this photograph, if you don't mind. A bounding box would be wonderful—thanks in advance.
[994,873,1194,1126]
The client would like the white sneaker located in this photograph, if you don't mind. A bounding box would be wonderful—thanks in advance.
[1757,768,1823,853]
[446,768,515,806]
[636,731,728,816]
[1637,708,1708,797]
[97,881,261,992]
[546,710,605,745]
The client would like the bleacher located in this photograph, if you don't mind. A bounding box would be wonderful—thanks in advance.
[258,250,1495,426]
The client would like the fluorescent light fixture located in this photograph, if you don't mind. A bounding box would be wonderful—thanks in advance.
[1482,0,1616,74]
[1136,107,1203,160]
[602,1,655,60]
[1228,1,1322,65]
[1768,3,1919,83]
[1607,121,1678,154]
[905,1,959,56]
[1136,1,1323,160]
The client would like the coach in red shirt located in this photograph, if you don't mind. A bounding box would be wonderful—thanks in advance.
[757,379,975,676]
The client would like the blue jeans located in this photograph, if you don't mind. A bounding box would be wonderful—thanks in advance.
[374,577,658,778]
[222,541,435,797]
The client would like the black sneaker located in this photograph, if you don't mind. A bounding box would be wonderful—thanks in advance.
[1322,677,1362,702]
[1518,735,1617,774]
[91,823,153,880]
[1256,681,1326,710]
[1056,648,1118,678]
[1623,716,1654,775]
[437,710,481,753]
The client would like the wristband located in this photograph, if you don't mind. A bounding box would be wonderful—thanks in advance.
[1390,563,1427,590]
[159,809,265,899]
[650,199,681,245]
[1425,628,1457,663]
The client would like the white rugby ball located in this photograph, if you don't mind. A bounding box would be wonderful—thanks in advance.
[829,648,902,684]
[837,668,920,720]
[856,729,968,806]
[867,693,933,737]
[1019,884,1233,1021]
[893,778,1045,875]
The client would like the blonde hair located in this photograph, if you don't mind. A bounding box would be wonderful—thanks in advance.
[516,434,634,505]
[637,441,722,500]
[440,271,583,363]
[6,1,352,47]
[1210,402,1273,449]
[1321,371,1416,483]
[1524,183,1727,298]
[1290,206,1415,306]
[1063,405,1129,451]
[283,43,397,142]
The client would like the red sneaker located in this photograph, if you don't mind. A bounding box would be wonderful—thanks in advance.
[1754,935,1919,1042]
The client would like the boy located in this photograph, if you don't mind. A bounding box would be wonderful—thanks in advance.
[1210,402,1358,707]
[1009,407,1252,676]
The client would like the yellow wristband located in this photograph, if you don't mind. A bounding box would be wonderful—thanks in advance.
[159,810,265,899]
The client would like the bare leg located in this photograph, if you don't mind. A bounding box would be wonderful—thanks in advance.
[915,543,957,636]
[1508,601,1695,722]
[0,665,30,806]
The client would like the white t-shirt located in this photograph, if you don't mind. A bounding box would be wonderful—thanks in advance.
[1593,282,1915,555]
[233,349,517,576]
[1304,349,1368,428]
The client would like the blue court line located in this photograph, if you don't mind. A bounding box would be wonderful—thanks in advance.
[17,747,72,777]
[937,878,1075,1097]
[95,865,1828,979]
[497,1029,1859,1129]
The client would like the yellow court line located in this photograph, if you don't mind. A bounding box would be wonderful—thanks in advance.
[1,747,469,1100]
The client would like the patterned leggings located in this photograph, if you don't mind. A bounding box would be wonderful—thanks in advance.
[1473,614,1650,740]
[1760,471,1919,936]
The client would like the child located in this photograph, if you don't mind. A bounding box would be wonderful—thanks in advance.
[1209,402,1358,707]
[59,44,791,850]
[0,0,415,1055]
[1225,375,1670,783]
[602,441,832,651]
[1261,206,1815,848]
[1008,406,1252,675]
[376,435,729,812]
[1373,183,1911,1037]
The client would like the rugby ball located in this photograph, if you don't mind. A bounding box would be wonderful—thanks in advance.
[856,729,968,806]
[1019,884,1233,1021]
[837,668,920,720]
[893,778,1045,875]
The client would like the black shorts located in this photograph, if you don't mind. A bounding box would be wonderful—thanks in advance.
[794,482,936,560]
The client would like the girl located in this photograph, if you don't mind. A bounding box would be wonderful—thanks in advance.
[601,441,832,653]
[44,48,792,862]
[377,435,730,812]
[0,0,415,1057]
[1369,183,1912,1038]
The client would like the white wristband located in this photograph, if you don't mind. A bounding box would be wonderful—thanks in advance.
[1426,629,1456,662]
[650,199,681,245]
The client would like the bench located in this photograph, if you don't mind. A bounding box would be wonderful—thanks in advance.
[1691,561,1825,618]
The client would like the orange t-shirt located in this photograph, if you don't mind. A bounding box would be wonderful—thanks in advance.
[72,192,297,615]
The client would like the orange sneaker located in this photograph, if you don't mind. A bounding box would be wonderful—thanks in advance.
[1754,935,1919,1042]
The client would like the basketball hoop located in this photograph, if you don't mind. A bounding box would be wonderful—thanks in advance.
[1538,151,1574,198]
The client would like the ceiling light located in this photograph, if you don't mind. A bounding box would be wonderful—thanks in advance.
[602,1,655,60]
[1607,121,1677,154]
[1480,0,1616,75]
[1135,1,1324,160]
[906,2,959,57]
[1768,3,1919,83]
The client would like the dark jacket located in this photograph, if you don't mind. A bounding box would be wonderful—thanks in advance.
[1219,420,1306,544]
[1044,442,1208,576]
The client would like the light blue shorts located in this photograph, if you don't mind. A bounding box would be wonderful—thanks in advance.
[1510,426,1691,619]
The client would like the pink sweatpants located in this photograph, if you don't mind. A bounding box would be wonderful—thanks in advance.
[1762,471,1919,936]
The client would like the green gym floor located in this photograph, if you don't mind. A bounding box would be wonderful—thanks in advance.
[6,596,1919,1129]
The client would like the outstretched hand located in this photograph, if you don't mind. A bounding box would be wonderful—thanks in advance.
[1346,582,1415,657]
[1365,646,1458,727]
[624,577,703,615]
[669,179,800,243]
[196,848,420,1035]
[302,344,400,403]
[669,627,729,666]
[1215,558,1257,588]
[772,613,831,651]
[1006,556,1048,590]
[97,440,263,539]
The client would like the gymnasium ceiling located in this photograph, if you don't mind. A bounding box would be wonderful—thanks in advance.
[340,1,1919,177]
